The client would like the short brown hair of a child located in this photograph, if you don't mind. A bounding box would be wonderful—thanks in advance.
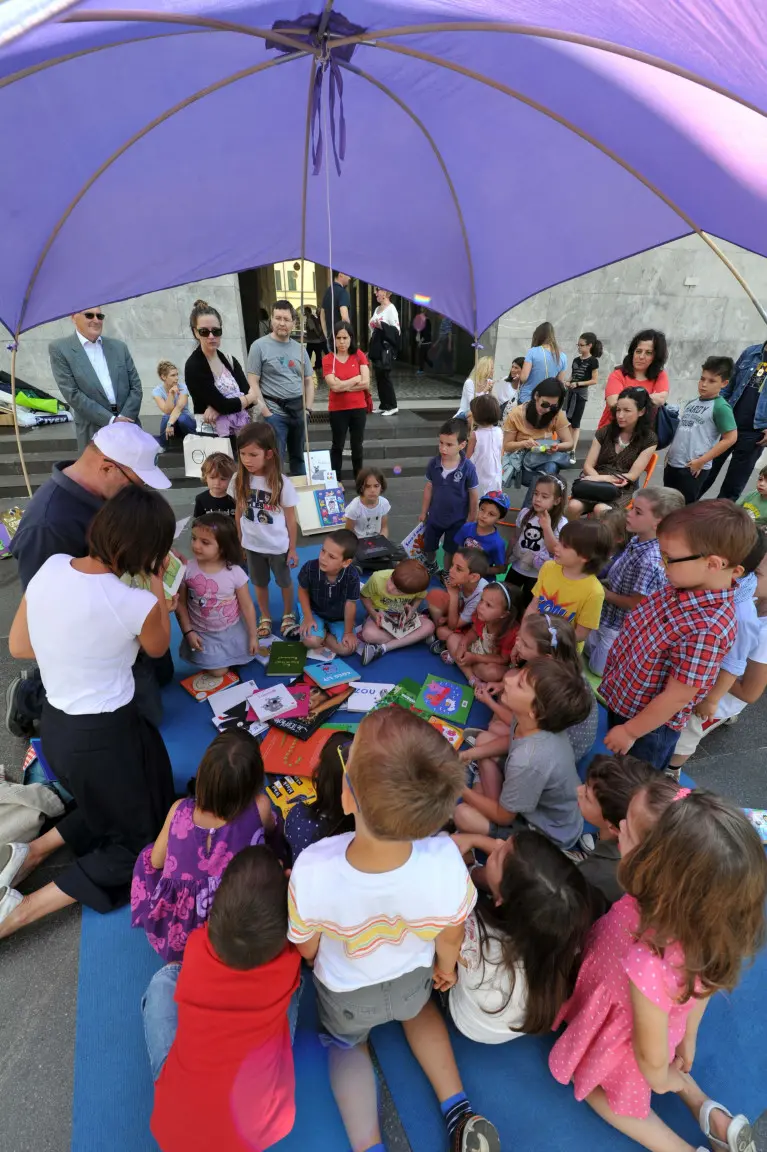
[557,519,613,575]
[454,545,490,578]
[355,466,387,496]
[208,845,289,970]
[156,359,177,380]
[390,558,430,595]
[759,465,767,481]
[523,657,592,732]
[201,452,237,483]
[328,527,359,561]
[470,393,501,426]
[634,486,685,520]
[585,754,655,830]
[658,498,757,567]
[701,355,734,382]
[346,707,465,841]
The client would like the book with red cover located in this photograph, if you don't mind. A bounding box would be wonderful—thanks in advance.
[260,726,347,778]
[180,670,239,701]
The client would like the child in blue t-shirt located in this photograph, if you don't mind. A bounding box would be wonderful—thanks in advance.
[452,491,510,577]
[419,418,479,574]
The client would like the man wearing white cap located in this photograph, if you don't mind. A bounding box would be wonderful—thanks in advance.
[7,423,171,734]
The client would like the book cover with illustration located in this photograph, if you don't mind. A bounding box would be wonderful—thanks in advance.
[410,710,465,749]
[304,658,360,689]
[266,641,307,678]
[415,676,474,725]
[250,682,298,722]
[180,670,239,701]
[379,609,420,640]
[372,677,423,714]
[314,487,346,528]
[260,725,349,777]
[211,699,268,739]
[744,808,767,845]
[268,675,354,740]
[121,549,185,600]
[208,680,258,717]
[344,683,396,714]
[266,774,317,817]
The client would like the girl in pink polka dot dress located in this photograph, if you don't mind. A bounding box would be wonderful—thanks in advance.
[550,785,767,1152]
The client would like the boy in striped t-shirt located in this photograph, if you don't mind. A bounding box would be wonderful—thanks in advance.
[288,708,500,1152]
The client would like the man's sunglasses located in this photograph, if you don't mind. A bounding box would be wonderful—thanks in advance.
[196,326,222,338]
[83,311,105,320]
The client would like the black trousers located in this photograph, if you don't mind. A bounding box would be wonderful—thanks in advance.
[16,650,168,730]
[374,366,397,411]
[42,700,175,912]
[329,408,367,479]
[699,428,764,501]
[663,464,705,505]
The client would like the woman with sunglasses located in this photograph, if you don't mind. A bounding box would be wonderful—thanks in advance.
[184,300,257,440]
[502,378,574,496]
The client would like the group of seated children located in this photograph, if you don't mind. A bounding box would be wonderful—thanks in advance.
[132,709,767,1152]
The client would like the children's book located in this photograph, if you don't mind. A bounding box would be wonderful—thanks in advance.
[427,715,464,749]
[415,675,474,725]
[314,487,346,528]
[266,774,318,817]
[268,675,354,740]
[266,641,307,677]
[250,682,299,722]
[261,725,348,777]
[306,646,336,662]
[207,680,258,716]
[344,683,396,713]
[121,549,186,600]
[304,659,360,689]
[744,808,767,845]
[180,670,239,702]
[371,677,423,713]
[379,609,420,640]
[280,683,311,719]
[304,449,332,483]
[250,635,279,667]
[211,699,268,739]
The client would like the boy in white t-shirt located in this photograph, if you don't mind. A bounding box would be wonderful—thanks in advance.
[288,709,500,1152]
[344,467,392,539]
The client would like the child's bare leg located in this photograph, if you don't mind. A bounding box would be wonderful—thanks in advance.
[362,617,436,651]
[477,755,504,801]
[15,826,66,882]
[253,584,271,621]
[327,1043,382,1152]
[280,582,295,616]
[323,633,346,655]
[0,881,76,940]
[675,1071,738,1146]
[402,998,462,1102]
[302,633,327,650]
[471,661,506,684]
[453,803,491,834]
[436,623,453,641]
[586,1087,695,1152]
[446,633,464,660]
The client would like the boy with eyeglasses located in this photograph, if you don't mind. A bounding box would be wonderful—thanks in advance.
[601,500,756,771]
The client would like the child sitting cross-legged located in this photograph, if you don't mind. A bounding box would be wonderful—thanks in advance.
[288,708,501,1152]
[444,581,522,689]
[602,500,757,771]
[446,830,595,1045]
[455,658,592,849]
[550,789,767,1152]
[131,729,277,962]
[356,558,434,666]
[524,519,611,646]
[296,528,361,656]
[573,754,656,910]
[427,546,490,657]
[586,487,684,676]
[145,845,302,1152]
[284,732,356,862]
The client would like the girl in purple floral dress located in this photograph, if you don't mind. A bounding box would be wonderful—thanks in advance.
[131,730,275,962]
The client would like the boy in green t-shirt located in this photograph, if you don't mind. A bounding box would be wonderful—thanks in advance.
[664,356,738,504]
[358,558,435,665]
[738,465,767,526]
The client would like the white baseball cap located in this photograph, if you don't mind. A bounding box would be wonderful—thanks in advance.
[92,422,171,489]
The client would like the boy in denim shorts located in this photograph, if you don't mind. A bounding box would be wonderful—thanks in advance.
[288,708,500,1152]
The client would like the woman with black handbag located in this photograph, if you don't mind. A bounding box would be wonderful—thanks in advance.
[368,287,401,415]
[501,378,574,496]
[567,387,658,518]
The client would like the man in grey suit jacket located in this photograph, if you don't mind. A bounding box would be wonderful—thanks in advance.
[49,307,143,450]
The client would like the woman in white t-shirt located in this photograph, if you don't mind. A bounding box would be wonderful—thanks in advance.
[454,356,495,419]
[368,288,401,416]
[1,487,176,939]
[448,830,593,1044]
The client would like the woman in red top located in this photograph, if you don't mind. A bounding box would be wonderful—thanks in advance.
[597,329,670,428]
[322,321,371,480]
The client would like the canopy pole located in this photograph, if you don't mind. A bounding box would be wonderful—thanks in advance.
[298,56,317,476]
[8,339,33,498]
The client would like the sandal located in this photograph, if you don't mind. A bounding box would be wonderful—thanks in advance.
[441,650,456,665]
[699,1100,755,1152]
[257,617,273,640]
[280,613,298,638]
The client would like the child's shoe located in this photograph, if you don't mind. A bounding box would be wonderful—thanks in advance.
[430,639,447,656]
[361,643,385,667]
[450,1112,500,1152]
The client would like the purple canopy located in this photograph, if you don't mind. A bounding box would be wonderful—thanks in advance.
[1,0,766,338]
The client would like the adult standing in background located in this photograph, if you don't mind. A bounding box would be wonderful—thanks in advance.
[303,305,326,370]
[320,270,351,351]
[369,287,401,416]
[413,307,432,374]
[247,300,315,476]
[323,321,370,480]
[429,315,454,375]
[49,308,143,451]
[184,300,255,440]
[518,322,568,404]
[700,338,767,501]
[597,329,669,428]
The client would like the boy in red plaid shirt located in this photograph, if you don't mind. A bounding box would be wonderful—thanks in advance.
[602,500,756,770]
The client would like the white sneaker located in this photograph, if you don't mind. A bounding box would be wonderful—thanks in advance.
[0,885,22,925]
[569,453,577,465]
[0,842,29,889]
[380,407,399,416]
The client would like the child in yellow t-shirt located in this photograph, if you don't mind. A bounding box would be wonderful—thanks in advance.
[358,559,435,666]
[524,520,611,645]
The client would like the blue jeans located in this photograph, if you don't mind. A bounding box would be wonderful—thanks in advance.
[159,410,196,442]
[607,710,680,772]
[142,963,302,1081]
[265,399,306,476]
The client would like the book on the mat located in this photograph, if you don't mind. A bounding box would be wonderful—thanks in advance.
[207,680,258,716]
[372,677,423,714]
[261,725,348,777]
[266,774,317,816]
[379,609,420,640]
[744,808,767,845]
[344,683,396,713]
[269,683,311,721]
[304,658,360,689]
[212,699,268,739]
[314,487,346,528]
[250,682,299,722]
[415,675,474,725]
[180,670,239,701]
[268,675,354,740]
[427,715,464,749]
[306,646,336,662]
[266,641,307,677]
[251,634,279,667]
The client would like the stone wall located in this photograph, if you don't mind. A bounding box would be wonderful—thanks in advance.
[492,236,767,431]
[0,274,246,419]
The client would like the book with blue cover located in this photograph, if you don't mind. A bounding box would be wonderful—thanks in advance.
[304,658,360,689]
[314,487,346,528]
